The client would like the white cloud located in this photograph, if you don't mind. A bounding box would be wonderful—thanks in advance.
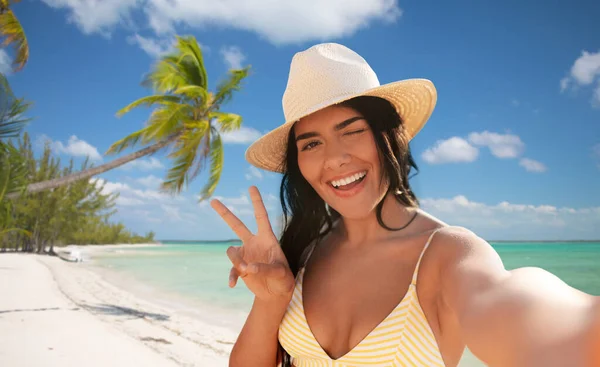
[40,0,140,36]
[560,50,600,107]
[245,166,263,180]
[0,49,11,74]
[214,194,250,206]
[39,134,103,161]
[145,0,402,44]
[119,157,164,171]
[136,174,163,188]
[519,158,547,173]
[421,137,479,164]
[117,196,145,206]
[421,195,600,240]
[221,46,246,70]
[565,50,600,86]
[161,204,181,220]
[468,131,524,159]
[93,178,172,202]
[560,77,570,92]
[221,126,262,144]
[43,0,401,45]
[127,34,173,57]
[100,180,131,195]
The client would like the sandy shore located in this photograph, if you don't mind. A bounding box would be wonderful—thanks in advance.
[0,253,235,367]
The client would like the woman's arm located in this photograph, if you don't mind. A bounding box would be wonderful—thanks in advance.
[230,297,289,367]
[437,227,599,367]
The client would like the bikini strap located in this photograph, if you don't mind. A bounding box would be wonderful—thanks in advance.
[411,227,446,285]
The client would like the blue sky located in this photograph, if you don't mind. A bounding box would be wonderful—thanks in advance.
[3,0,600,241]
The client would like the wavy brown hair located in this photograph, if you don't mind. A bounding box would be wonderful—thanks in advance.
[276,95,420,366]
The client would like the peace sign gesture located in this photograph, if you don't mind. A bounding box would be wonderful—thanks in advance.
[210,186,295,303]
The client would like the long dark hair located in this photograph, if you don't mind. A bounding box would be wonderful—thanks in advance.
[276,96,420,366]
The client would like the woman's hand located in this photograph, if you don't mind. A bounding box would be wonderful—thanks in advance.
[210,186,295,304]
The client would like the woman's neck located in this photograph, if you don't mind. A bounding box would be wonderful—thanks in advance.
[337,193,418,248]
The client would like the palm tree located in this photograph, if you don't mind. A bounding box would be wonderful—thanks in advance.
[0,0,29,72]
[6,35,250,201]
[0,72,31,238]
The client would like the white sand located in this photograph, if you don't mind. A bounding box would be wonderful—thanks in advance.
[0,253,235,367]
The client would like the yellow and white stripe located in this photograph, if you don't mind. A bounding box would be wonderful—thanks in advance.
[278,230,445,367]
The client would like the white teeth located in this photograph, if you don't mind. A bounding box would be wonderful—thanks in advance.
[330,171,366,188]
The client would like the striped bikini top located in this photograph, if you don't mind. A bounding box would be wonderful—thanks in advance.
[278,228,446,367]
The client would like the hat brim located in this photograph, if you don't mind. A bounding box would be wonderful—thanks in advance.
[245,78,437,173]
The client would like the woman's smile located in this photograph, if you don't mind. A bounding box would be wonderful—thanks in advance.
[326,170,368,198]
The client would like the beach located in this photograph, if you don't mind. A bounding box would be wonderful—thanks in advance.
[2,242,599,367]
[0,251,235,367]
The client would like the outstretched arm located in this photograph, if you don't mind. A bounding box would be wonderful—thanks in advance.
[437,227,600,367]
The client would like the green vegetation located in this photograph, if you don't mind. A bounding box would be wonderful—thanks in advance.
[0,0,29,72]
[0,31,250,251]
[0,73,154,253]
[1,133,156,253]
[9,35,250,201]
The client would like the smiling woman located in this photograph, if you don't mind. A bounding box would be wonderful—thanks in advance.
[210,43,600,367]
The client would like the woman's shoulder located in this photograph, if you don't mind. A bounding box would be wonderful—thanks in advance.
[423,224,499,265]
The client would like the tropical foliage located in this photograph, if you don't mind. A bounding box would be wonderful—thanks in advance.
[0,72,31,237]
[9,35,250,201]
[0,133,155,253]
[0,0,29,72]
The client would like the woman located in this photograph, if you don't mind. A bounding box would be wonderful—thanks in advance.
[210,43,600,367]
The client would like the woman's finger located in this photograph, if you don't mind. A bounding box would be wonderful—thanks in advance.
[249,186,273,236]
[211,199,253,242]
[226,246,248,274]
[229,267,239,288]
[247,262,287,279]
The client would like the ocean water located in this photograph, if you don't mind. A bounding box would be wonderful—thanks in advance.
[89,241,600,315]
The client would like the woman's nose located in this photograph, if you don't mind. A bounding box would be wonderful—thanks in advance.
[323,141,351,170]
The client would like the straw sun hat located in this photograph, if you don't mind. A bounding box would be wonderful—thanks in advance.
[245,43,438,173]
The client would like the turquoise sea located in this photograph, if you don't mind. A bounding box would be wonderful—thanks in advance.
[88,241,600,319]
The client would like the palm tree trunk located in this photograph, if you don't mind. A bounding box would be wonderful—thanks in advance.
[6,135,178,200]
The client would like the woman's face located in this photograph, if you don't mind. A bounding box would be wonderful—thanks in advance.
[294,104,388,219]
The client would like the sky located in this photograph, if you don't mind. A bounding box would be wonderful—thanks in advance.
[2,0,600,241]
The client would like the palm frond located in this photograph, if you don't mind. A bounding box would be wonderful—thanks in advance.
[172,35,208,90]
[161,121,209,193]
[142,36,209,94]
[0,143,27,198]
[143,103,191,141]
[210,111,242,133]
[0,73,32,140]
[142,55,189,93]
[0,9,29,72]
[198,131,223,201]
[213,67,250,107]
[0,152,11,200]
[109,102,192,155]
[105,127,148,155]
[116,95,182,117]
[173,85,209,104]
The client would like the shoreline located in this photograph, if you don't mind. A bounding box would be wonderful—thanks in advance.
[0,252,235,366]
